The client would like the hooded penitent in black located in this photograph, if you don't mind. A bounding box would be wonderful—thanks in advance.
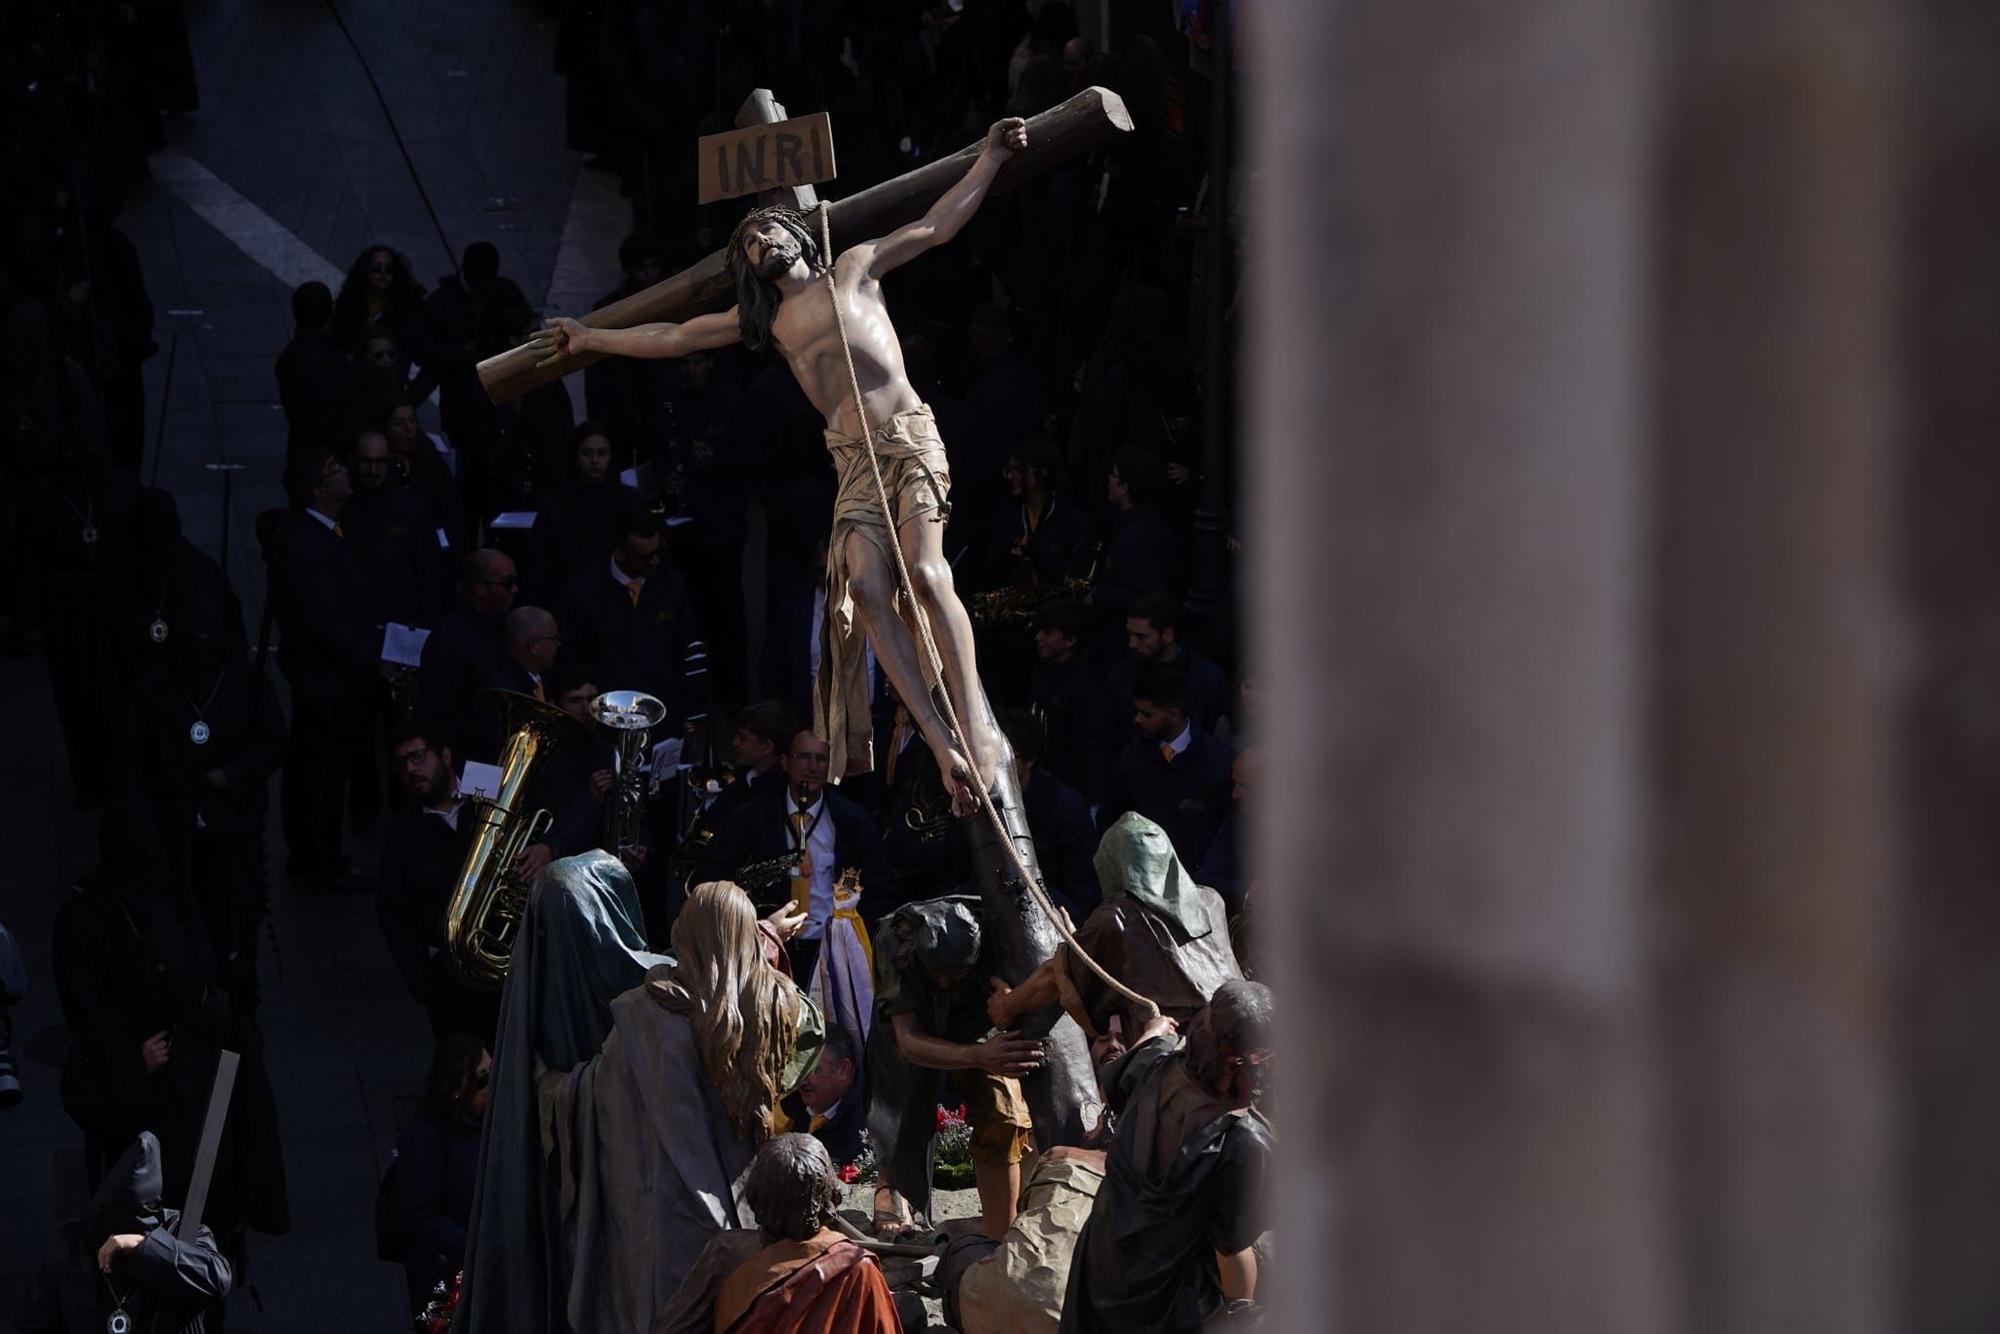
[18,1131,234,1333]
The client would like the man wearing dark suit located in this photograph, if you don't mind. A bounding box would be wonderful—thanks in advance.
[1103,595,1229,742]
[1029,600,1110,805]
[346,429,447,632]
[562,509,699,733]
[487,605,561,703]
[274,281,347,461]
[416,548,517,746]
[1102,663,1236,871]
[377,726,496,1043]
[475,606,580,887]
[997,709,1100,922]
[691,698,795,839]
[777,1025,866,1168]
[877,706,972,920]
[274,449,378,890]
[1091,449,1177,652]
[711,731,888,984]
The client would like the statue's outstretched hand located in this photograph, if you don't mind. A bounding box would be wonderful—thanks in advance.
[530,316,587,367]
[985,117,1029,160]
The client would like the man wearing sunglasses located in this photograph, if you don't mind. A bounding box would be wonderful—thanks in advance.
[417,549,519,749]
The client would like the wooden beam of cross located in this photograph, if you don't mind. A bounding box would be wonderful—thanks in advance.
[481,85,1133,403]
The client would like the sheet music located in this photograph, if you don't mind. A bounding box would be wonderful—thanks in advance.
[381,622,431,667]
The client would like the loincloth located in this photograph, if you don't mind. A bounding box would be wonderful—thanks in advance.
[815,403,953,778]
[947,1067,1034,1165]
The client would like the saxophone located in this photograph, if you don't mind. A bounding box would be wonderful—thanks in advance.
[444,689,589,988]
[591,689,667,854]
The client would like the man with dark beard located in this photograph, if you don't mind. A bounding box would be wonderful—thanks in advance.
[1059,981,1274,1331]
[376,726,494,1043]
[531,118,1032,800]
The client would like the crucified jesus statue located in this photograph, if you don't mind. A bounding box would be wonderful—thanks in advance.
[532,117,1030,798]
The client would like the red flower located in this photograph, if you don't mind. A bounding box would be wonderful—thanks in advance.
[838,1163,859,1183]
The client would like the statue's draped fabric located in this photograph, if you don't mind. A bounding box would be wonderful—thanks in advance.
[816,403,952,778]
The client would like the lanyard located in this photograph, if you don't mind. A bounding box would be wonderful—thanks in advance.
[787,797,826,852]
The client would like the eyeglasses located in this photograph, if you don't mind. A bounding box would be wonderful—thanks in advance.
[478,574,521,588]
[393,747,434,769]
[530,633,562,646]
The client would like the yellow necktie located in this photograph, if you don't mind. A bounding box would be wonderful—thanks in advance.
[1159,742,1175,764]
[790,809,813,917]
[332,521,344,538]
[626,578,644,609]
[809,1113,827,1134]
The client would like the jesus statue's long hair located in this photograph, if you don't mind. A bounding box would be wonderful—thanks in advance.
[727,205,826,353]
[656,880,802,1140]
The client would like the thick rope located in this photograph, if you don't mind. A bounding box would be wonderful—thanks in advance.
[815,207,1159,1025]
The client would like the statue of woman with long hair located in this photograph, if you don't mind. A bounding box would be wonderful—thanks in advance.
[546,879,823,1333]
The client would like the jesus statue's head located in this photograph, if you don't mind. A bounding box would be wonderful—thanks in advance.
[728,205,826,352]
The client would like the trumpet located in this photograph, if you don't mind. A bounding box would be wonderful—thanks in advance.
[591,689,667,855]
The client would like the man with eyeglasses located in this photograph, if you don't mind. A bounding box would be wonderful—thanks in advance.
[377,725,498,1043]
[418,548,518,750]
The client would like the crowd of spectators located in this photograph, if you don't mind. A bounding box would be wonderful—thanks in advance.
[0,0,1256,1328]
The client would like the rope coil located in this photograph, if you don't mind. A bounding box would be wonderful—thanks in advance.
[815,206,1160,1027]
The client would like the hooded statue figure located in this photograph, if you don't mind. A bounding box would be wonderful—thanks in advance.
[18,1131,234,1333]
[986,812,1243,1058]
[1058,812,1243,1035]
[454,850,670,1334]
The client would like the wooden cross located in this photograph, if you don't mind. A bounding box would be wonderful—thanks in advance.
[479,85,1133,402]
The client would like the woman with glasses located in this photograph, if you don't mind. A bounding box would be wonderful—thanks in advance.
[394,1034,491,1318]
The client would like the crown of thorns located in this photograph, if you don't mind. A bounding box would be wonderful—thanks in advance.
[728,205,822,260]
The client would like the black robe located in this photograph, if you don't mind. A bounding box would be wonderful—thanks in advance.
[1059,1041,1272,1332]
[52,865,289,1236]
[18,1132,233,1334]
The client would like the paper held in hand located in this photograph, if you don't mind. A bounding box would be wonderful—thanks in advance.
[461,761,506,802]
[381,622,431,667]
[649,736,683,793]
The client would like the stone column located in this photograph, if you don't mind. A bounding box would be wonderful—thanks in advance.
[1651,5,1901,1331]
[1247,2,1669,1330]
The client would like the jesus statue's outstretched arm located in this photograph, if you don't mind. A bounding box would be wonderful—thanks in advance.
[531,305,740,365]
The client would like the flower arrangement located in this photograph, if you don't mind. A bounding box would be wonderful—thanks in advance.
[417,1272,462,1334]
[839,1109,973,1191]
[934,1102,975,1190]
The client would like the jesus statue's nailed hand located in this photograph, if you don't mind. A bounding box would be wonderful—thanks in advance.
[984,117,1029,161]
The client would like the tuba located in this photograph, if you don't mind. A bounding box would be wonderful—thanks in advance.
[591,689,666,855]
[444,689,589,988]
